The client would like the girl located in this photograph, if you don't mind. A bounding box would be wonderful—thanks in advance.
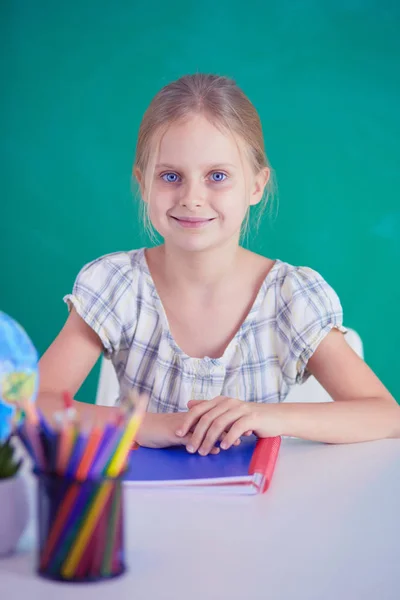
[38,74,399,455]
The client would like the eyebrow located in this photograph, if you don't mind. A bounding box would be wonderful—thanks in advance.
[155,163,237,171]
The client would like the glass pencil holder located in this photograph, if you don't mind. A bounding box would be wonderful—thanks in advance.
[34,469,126,583]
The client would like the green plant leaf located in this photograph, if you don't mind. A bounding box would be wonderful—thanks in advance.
[0,438,22,478]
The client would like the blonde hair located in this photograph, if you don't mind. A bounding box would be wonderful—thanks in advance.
[133,73,276,240]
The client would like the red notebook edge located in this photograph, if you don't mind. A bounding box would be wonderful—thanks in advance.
[248,436,281,493]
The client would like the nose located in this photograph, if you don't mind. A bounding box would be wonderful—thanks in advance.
[179,180,205,210]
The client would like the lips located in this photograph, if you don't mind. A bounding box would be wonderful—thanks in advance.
[171,216,214,222]
[170,216,216,229]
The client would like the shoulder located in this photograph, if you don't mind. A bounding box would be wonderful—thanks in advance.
[64,249,149,355]
[71,248,152,303]
[242,250,333,300]
[75,248,147,287]
[257,259,344,330]
[68,247,150,317]
[272,261,339,305]
[269,260,344,335]
[266,261,345,386]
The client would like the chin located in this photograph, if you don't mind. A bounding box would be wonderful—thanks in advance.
[170,238,212,253]
[154,218,241,252]
[166,232,236,254]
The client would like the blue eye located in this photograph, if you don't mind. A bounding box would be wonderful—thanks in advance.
[210,172,227,182]
[162,172,180,183]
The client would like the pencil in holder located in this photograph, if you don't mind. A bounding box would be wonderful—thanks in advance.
[35,469,125,583]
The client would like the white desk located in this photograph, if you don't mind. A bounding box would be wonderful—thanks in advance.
[1,438,399,600]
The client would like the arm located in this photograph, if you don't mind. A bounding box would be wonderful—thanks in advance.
[177,331,400,454]
[274,329,400,443]
[37,308,118,424]
[38,309,197,447]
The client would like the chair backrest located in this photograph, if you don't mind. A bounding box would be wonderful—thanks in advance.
[96,328,364,406]
[284,328,364,403]
[96,356,120,406]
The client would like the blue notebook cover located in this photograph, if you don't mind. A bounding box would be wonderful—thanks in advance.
[123,435,281,493]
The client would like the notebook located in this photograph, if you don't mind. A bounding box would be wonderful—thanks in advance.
[123,435,281,495]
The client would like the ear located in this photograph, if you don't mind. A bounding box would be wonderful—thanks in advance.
[249,167,270,206]
[133,166,146,201]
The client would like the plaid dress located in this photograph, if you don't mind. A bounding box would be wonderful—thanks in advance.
[64,248,345,413]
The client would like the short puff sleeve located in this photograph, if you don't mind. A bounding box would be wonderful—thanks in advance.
[276,266,346,386]
[63,253,135,358]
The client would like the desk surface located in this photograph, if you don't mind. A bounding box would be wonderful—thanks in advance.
[1,438,399,600]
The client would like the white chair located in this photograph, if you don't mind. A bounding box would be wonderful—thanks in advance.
[96,328,364,406]
[96,357,120,406]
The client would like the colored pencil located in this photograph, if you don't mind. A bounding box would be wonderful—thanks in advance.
[15,389,147,580]
[60,396,146,577]
[106,395,147,477]
[40,425,104,569]
[60,480,114,578]
[101,484,122,575]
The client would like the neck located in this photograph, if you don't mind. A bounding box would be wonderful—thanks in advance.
[155,240,243,290]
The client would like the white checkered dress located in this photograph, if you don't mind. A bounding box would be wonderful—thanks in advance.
[64,248,345,413]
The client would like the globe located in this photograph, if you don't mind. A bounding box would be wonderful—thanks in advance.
[0,311,38,441]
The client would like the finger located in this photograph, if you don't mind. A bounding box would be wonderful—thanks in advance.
[187,399,208,409]
[197,408,247,456]
[220,416,254,450]
[174,433,192,447]
[176,399,218,438]
[243,430,253,436]
[219,431,241,447]
[187,404,234,454]
[187,396,227,411]
[184,431,220,454]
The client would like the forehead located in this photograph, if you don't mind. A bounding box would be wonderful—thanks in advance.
[156,114,244,166]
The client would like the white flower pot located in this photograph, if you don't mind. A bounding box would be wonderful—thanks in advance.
[0,474,29,556]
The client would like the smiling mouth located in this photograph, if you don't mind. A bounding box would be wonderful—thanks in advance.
[170,216,216,228]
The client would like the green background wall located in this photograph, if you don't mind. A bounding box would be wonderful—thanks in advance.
[1,1,399,404]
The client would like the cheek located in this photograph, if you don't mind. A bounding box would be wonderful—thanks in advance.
[214,185,249,215]
[148,187,175,211]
